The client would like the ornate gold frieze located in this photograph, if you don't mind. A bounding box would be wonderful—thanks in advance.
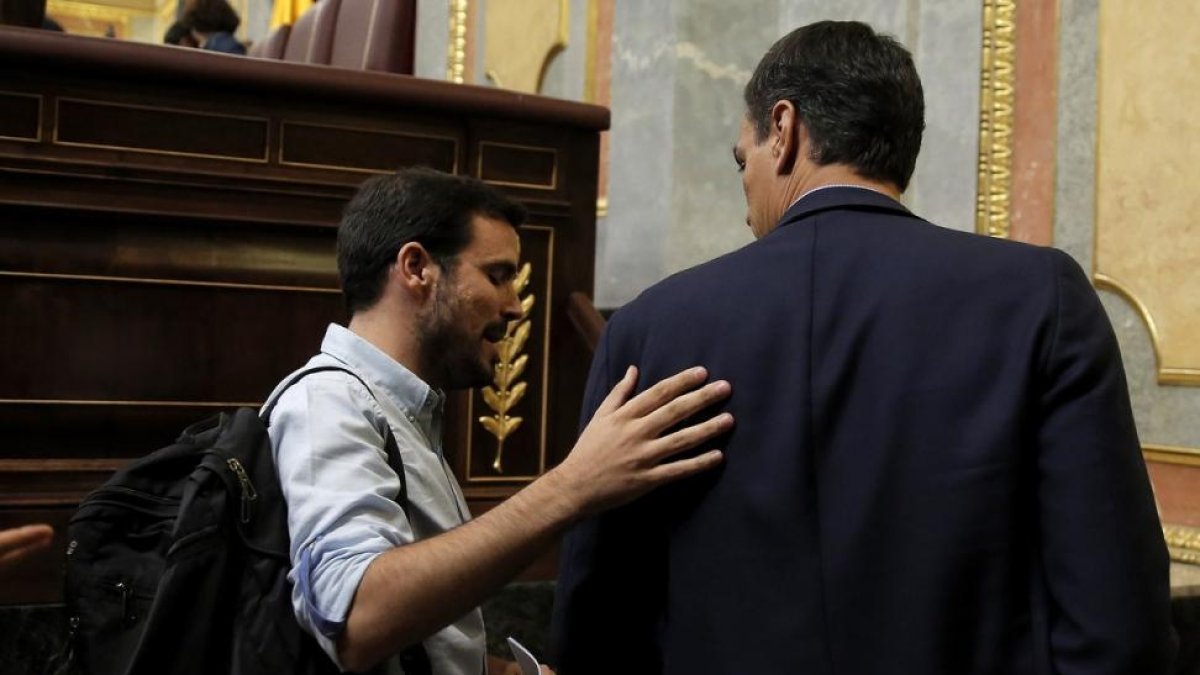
[447,0,469,83]
[478,262,535,472]
[975,0,1017,238]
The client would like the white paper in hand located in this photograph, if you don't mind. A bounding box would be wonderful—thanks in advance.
[506,636,541,675]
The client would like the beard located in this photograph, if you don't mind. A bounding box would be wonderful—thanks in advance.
[418,281,498,391]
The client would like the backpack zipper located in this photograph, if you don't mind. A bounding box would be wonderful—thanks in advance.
[225,458,257,523]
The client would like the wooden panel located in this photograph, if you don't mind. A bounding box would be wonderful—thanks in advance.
[0,29,602,604]
[0,207,337,287]
[0,404,229,459]
[477,141,558,190]
[0,92,39,141]
[55,99,269,162]
[0,277,341,402]
[0,459,127,505]
[281,122,459,174]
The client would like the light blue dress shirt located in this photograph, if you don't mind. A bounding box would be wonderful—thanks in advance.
[265,324,485,675]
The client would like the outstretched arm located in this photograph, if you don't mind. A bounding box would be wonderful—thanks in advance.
[338,365,732,672]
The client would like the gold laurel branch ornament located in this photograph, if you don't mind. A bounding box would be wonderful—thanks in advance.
[479,262,535,472]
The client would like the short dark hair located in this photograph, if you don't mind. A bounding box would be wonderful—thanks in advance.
[743,21,925,191]
[164,20,194,45]
[337,167,526,314]
[184,0,240,34]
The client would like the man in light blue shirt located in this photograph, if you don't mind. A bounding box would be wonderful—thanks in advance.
[267,168,734,674]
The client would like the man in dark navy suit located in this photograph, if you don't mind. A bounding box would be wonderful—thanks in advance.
[551,20,1176,675]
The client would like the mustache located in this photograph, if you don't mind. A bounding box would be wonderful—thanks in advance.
[483,322,510,342]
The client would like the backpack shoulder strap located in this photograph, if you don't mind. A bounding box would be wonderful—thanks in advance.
[262,364,431,675]
[261,365,409,516]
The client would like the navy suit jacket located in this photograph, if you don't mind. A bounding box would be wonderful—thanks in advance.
[551,188,1176,674]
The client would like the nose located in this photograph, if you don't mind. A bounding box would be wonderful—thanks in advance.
[501,285,524,322]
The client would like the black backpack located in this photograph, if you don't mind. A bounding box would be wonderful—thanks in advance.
[61,366,431,675]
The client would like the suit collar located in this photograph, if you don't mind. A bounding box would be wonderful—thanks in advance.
[775,185,911,231]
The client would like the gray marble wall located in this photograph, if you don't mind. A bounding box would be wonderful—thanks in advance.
[414,0,450,80]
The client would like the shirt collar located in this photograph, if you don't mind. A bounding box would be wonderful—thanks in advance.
[774,184,911,232]
[318,323,445,431]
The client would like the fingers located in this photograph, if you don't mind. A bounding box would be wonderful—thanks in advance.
[654,412,734,459]
[619,366,710,419]
[646,450,725,485]
[0,524,53,556]
[0,524,53,571]
[641,379,731,435]
[594,365,637,417]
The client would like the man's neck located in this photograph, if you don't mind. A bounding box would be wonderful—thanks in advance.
[779,164,901,213]
[347,309,430,386]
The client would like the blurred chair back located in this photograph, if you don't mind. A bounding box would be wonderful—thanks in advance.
[1,0,45,27]
[248,24,291,59]
[282,0,340,65]
[329,0,415,73]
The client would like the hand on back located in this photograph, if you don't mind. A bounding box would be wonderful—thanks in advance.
[551,366,733,517]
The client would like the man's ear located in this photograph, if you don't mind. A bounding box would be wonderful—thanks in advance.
[393,242,439,296]
[770,100,800,175]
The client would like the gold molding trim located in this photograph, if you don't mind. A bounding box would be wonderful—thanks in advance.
[0,398,261,407]
[477,141,559,190]
[1165,524,1200,565]
[1144,444,1200,467]
[278,120,461,175]
[596,195,608,218]
[466,225,554,483]
[0,92,43,143]
[584,0,599,103]
[1094,273,1200,385]
[53,98,271,164]
[0,270,339,294]
[975,0,1017,238]
[447,0,469,83]
[478,262,536,472]
[47,0,155,16]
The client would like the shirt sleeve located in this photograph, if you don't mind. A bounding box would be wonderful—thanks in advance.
[267,371,416,668]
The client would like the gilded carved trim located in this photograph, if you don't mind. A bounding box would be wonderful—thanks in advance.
[975,0,1017,238]
[1165,524,1200,566]
[478,262,536,472]
[465,225,554,483]
[447,0,469,84]
[1094,274,1200,386]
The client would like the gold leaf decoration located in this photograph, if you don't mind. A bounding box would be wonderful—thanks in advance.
[478,262,536,473]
